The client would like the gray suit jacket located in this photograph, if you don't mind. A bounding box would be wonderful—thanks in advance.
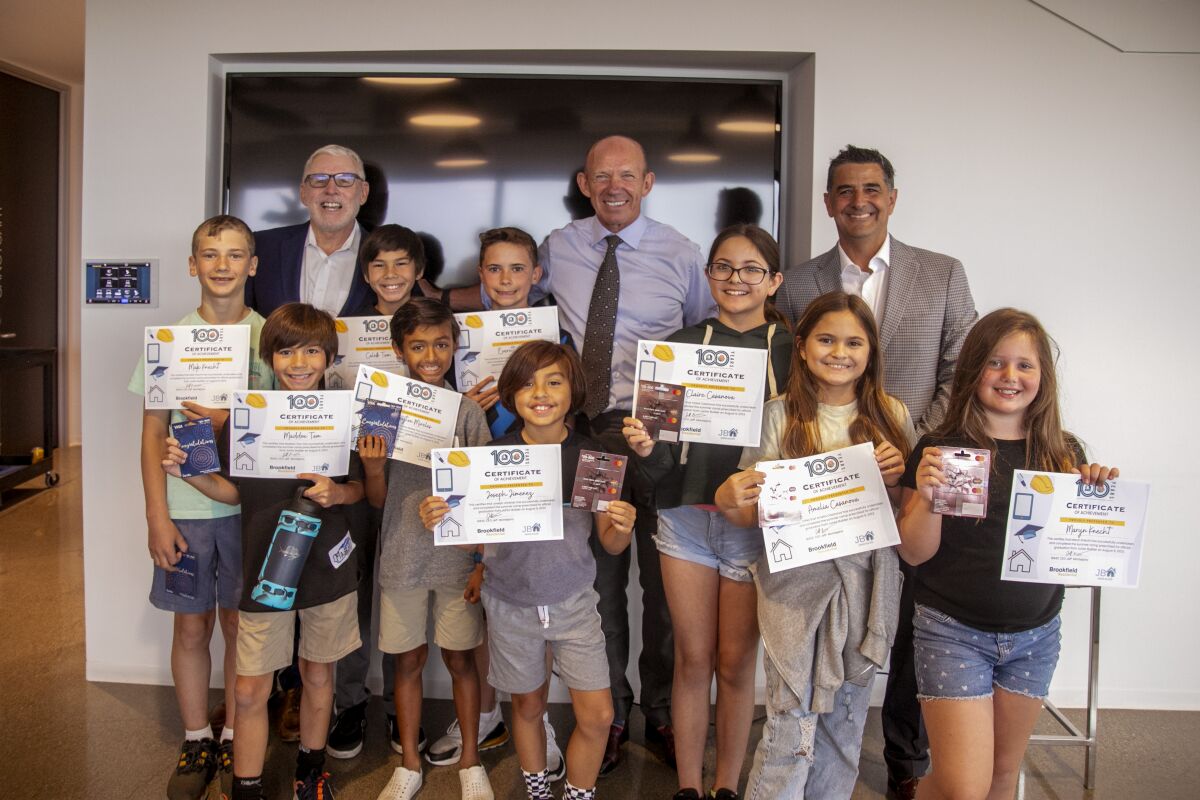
[776,236,976,435]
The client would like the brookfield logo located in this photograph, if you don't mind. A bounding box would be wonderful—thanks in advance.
[191,327,223,343]
[803,453,845,477]
[696,347,733,367]
[491,447,529,466]
[286,394,323,410]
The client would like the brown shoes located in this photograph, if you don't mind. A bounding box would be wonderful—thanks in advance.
[597,722,629,778]
[644,723,677,770]
[887,776,920,800]
[278,686,302,742]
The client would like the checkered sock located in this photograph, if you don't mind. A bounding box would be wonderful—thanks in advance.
[563,781,596,800]
[523,769,553,800]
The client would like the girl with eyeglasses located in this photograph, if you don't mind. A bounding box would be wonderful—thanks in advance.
[622,224,790,800]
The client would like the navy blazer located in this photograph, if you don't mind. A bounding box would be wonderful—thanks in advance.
[246,222,375,318]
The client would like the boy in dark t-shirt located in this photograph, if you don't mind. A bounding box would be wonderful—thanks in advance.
[165,303,364,800]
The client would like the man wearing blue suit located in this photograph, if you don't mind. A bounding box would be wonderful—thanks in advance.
[775,145,977,800]
[246,144,375,317]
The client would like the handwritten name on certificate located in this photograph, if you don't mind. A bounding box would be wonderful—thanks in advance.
[352,365,461,467]
[1001,471,1150,589]
[429,444,563,546]
[453,307,560,390]
[632,339,767,447]
[229,390,353,478]
[326,316,408,389]
[144,325,250,409]
[757,442,900,573]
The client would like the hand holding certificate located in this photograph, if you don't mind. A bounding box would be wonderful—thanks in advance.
[453,307,560,390]
[230,390,353,477]
[1001,469,1148,588]
[144,325,251,409]
[757,442,900,572]
[326,316,408,389]
[428,444,564,545]
[632,339,768,447]
[351,365,462,467]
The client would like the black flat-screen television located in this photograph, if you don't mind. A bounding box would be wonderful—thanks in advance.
[224,73,782,288]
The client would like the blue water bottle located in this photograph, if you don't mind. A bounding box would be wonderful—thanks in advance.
[250,488,323,610]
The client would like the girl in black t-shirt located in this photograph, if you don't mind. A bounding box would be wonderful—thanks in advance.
[896,308,1119,800]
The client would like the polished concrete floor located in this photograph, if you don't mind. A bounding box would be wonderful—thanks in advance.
[2,447,1198,798]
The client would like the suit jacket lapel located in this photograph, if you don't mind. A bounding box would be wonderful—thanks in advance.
[283,224,307,302]
[815,246,841,295]
[880,236,915,349]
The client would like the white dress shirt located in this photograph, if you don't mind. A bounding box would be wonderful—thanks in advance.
[301,224,361,316]
[837,236,891,318]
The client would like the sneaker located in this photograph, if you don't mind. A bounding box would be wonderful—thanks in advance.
[328,701,368,759]
[166,738,218,800]
[279,686,303,743]
[710,790,739,800]
[544,716,565,783]
[216,739,234,800]
[377,766,422,800]
[293,771,337,800]
[459,765,494,800]
[386,714,429,756]
[672,791,702,800]
[426,706,510,766]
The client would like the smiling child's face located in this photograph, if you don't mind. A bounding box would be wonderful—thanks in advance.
[396,322,455,386]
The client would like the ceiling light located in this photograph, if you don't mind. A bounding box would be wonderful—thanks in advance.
[361,76,458,87]
[434,138,488,168]
[717,87,778,134]
[668,115,722,164]
[407,91,482,128]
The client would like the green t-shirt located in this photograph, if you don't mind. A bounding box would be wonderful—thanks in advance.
[128,308,274,519]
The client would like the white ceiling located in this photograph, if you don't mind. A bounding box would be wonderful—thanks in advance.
[0,0,85,85]
[1033,0,1200,52]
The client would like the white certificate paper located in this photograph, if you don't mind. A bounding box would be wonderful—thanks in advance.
[632,339,768,447]
[143,325,250,409]
[453,307,560,389]
[229,390,353,477]
[430,443,563,546]
[325,316,408,389]
[352,365,461,467]
[1001,471,1150,589]
[757,442,899,572]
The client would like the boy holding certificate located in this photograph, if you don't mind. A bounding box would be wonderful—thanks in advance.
[163,303,365,800]
[422,341,635,800]
[362,298,494,800]
[129,215,272,800]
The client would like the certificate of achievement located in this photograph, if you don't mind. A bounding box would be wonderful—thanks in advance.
[756,442,900,573]
[326,316,408,389]
[352,365,462,467]
[1001,471,1150,589]
[143,325,250,409]
[632,339,767,447]
[453,307,560,390]
[429,443,563,546]
[229,390,353,478]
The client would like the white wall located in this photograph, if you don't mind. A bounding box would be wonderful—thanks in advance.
[82,0,1200,708]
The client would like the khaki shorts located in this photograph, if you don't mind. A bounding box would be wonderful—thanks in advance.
[379,584,483,654]
[236,592,360,676]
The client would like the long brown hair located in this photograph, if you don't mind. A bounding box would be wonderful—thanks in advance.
[780,292,910,460]
[933,308,1075,471]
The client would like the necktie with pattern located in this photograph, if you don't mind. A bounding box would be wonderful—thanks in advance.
[580,234,622,418]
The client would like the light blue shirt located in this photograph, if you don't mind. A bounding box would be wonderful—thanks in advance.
[538,214,714,412]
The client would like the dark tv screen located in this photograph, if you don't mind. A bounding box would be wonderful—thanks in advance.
[224,73,782,288]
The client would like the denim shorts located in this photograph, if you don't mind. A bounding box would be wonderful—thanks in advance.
[912,603,1061,701]
[148,515,242,613]
[654,505,764,582]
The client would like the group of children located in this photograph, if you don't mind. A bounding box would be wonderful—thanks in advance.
[138,212,1117,800]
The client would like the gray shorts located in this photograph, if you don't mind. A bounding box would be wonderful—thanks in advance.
[482,586,610,695]
[149,515,242,613]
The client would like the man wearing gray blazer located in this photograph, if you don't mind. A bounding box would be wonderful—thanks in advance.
[775,145,976,800]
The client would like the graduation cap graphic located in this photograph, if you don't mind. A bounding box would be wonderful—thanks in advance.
[461,351,480,364]
[150,365,169,378]
[331,354,345,365]
[1013,523,1043,541]
[445,495,466,508]
[237,432,261,445]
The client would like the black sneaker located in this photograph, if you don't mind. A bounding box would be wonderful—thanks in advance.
[386,713,428,756]
[327,701,367,759]
[167,738,218,800]
[293,770,337,800]
[710,790,739,800]
[672,790,702,800]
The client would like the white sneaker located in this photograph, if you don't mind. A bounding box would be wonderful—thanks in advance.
[544,713,565,782]
[377,766,423,800]
[426,705,510,766]
[459,764,495,800]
